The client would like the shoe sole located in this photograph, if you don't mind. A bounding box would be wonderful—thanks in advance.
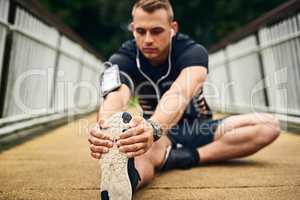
[100,112,132,200]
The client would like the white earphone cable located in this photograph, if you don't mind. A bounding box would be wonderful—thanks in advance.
[135,34,173,102]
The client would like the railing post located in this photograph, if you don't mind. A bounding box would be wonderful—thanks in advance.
[255,31,270,108]
[0,0,15,117]
[49,33,61,111]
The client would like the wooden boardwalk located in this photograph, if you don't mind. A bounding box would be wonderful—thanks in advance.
[0,113,299,200]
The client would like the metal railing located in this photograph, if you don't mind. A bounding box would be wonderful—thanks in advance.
[0,0,9,96]
[205,0,300,125]
[0,0,104,137]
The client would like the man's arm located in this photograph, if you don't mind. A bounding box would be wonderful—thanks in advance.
[89,84,131,160]
[150,66,207,134]
[97,84,131,124]
[114,66,207,158]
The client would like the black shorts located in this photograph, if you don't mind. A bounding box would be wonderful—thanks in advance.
[166,118,224,149]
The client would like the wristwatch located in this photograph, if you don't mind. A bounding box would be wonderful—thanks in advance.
[146,119,162,142]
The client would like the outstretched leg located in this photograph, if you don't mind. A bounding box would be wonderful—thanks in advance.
[134,136,171,188]
[198,113,280,163]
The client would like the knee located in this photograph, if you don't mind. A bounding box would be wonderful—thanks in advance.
[257,113,280,127]
[255,116,280,147]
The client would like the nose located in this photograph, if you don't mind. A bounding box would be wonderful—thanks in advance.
[145,32,153,44]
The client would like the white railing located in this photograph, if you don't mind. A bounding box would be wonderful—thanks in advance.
[0,1,104,136]
[0,0,9,97]
[206,11,300,124]
[0,0,9,22]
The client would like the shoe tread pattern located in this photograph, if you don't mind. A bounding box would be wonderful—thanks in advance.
[100,112,132,200]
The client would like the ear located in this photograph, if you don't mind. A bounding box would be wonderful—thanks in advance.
[170,29,175,37]
[130,22,136,38]
[171,21,178,37]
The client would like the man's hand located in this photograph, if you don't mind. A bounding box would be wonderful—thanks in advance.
[117,116,154,158]
[88,120,113,160]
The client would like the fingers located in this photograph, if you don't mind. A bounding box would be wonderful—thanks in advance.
[98,118,109,129]
[89,115,152,160]
[117,133,148,146]
[116,117,153,158]
[119,125,145,139]
[88,136,113,147]
[90,144,109,154]
[119,142,147,154]
[89,124,114,160]
[90,126,113,140]
[91,152,101,160]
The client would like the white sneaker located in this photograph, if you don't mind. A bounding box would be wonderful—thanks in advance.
[100,112,139,200]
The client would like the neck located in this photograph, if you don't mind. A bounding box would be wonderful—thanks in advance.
[149,47,170,66]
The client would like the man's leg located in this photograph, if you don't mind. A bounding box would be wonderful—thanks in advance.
[131,112,281,188]
[133,136,171,188]
[198,113,280,163]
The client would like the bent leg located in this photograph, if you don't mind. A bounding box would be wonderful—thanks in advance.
[198,113,281,163]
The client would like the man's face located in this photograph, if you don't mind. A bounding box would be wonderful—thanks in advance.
[132,8,176,63]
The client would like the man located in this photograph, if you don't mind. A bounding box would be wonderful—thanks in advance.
[88,0,280,199]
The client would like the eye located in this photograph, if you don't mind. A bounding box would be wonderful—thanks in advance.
[136,28,146,36]
[150,28,164,35]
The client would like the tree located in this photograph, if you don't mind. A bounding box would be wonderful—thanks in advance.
[40,0,288,59]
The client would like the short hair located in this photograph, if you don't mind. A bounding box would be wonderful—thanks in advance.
[132,0,174,22]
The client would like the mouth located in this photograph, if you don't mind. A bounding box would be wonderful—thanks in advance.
[142,48,158,54]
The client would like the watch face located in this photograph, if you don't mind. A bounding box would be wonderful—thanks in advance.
[153,124,161,141]
[147,119,162,141]
[153,133,159,141]
[155,132,161,141]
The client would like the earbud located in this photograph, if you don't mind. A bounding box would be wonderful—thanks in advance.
[133,31,137,38]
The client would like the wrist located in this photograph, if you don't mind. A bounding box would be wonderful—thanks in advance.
[147,119,162,142]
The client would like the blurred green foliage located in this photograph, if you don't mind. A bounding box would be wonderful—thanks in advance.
[128,96,140,108]
[40,0,288,59]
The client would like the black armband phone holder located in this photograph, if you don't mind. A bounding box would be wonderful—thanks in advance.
[100,62,122,97]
